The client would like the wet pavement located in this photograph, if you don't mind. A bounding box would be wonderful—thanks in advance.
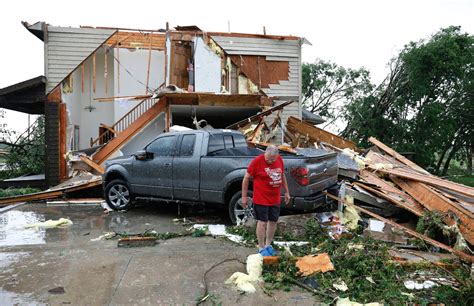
[0,202,317,305]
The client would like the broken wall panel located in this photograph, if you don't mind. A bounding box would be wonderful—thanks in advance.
[229,55,289,88]
[211,35,302,126]
[169,40,193,89]
[104,31,166,50]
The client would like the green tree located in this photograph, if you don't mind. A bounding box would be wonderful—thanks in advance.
[343,26,473,174]
[302,60,373,128]
[0,116,45,178]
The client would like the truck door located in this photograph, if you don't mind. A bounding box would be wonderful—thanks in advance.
[172,133,200,201]
[131,135,177,198]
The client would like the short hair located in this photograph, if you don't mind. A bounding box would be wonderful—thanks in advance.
[265,145,279,156]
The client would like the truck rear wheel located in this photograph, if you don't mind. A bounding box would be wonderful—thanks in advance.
[105,179,133,210]
[228,190,254,225]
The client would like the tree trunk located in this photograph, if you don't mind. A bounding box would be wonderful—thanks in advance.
[435,144,450,174]
[441,140,465,176]
[467,140,473,175]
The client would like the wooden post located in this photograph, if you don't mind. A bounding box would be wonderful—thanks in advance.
[165,101,171,131]
[145,33,153,94]
[59,103,67,181]
[92,53,96,93]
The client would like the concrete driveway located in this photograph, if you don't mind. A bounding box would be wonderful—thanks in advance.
[0,202,317,305]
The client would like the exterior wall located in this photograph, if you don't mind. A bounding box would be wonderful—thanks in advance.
[120,113,165,156]
[45,26,115,93]
[211,36,302,142]
[194,37,221,93]
[113,48,165,121]
[62,49,115,150]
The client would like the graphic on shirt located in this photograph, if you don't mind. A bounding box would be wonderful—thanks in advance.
[265,167,282,187]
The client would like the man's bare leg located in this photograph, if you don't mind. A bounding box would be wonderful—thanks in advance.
[256,221,267,250]
[265,221,277,247]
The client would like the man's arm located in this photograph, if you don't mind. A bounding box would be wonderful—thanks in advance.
[242,172,251,208]
[282,173,290,205]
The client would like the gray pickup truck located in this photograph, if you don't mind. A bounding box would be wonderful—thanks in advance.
[103,129,338,223]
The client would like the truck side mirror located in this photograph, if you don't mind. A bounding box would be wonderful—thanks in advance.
[135,150,152,161]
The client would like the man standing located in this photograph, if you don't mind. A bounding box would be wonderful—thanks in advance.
[242,145,290,256]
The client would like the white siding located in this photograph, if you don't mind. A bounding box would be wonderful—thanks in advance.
[46,26,115,93]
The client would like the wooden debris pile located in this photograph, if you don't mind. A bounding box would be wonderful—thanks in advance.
[246,115,473,263]
[0,153,103,206]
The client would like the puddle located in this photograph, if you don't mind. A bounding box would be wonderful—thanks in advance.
[0,252,29,268]
[0,288,45,306]
[0,210,46,247]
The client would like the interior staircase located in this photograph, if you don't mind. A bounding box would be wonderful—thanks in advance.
[91,98,166,164]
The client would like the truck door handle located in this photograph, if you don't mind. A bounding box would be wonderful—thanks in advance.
[164,163,171,167]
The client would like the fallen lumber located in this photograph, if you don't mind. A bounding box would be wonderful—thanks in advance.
[286,116,358,151]
[389,249,458,267]
[372,167,474,198]
[324,192,474,263]
[391,177,474,245]
[365,150,406,169]
[0,177,102,206]
[79,155,105,174]
[354,182,425,217]
[118,236,158,248]
[358,170,425,215]
[226,100,294,130]
[368,137,429,175]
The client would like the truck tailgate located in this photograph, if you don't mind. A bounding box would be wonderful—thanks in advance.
[283,152,338,197]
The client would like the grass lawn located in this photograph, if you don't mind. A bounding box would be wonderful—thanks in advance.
[0,187,40,198]
[448,175,474,187]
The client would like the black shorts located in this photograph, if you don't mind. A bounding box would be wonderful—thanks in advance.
[253,204,280,222]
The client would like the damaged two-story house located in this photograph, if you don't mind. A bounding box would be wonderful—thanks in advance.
[0,21,319,187]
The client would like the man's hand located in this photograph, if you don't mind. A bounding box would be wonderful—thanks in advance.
[284,192,290,205]
[242,195,248,208]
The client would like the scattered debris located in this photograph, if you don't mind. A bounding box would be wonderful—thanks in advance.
[335,297,383,306]
[25,218,73,229]
[90,232,117,241]
[403,280,437,290]
[118,236,158,248]
[226,254,263,293]
[295,253,335,276]
[315,212,350,239]
[333,280,349,292]
[48,287,66,295]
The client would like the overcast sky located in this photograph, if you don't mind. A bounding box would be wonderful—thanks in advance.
[0,0,472,135]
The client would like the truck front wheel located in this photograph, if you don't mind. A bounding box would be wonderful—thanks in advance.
[105,179,133,210]
[228,190,254,225]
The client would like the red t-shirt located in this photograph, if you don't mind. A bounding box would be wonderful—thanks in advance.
[247,154,284,206]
